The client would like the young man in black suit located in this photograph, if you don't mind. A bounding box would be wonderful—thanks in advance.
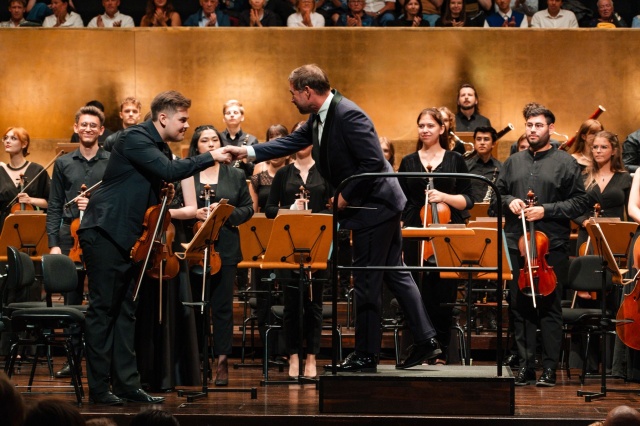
[223,64,441,372]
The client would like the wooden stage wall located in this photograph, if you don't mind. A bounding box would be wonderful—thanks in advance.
[1,28,639,165]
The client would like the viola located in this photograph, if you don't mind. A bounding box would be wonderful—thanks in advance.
[10,174,35,213]
[191,184,221,275]
[68,184,87,264]
[131,184,180,300]
[616,235,640,350]
[419,166,452,261]
[577,203,601,300]
[517,190,557,299]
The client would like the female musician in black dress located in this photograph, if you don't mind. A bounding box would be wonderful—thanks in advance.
[568,119,604,172]
[399,108,474,364]
[187,125,253,385]
[264,142,332,379]
[0,127,49,228]
[249,124,290,213]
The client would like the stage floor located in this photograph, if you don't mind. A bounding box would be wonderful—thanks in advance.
[8,356,640,426]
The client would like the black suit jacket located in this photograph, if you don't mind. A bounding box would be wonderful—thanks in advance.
[253,90,406,230]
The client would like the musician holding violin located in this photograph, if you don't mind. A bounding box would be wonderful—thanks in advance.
[186,125,253,387]
[495,105,589,387]
[77,92,232,406]
[0,127,50,228]
[398,107,474,364]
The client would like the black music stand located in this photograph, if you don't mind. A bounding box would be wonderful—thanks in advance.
[431,227,513,367]
[175,202,257,401]
[0,212,48,261]
[577,220,640,402]
[259,212,333,386]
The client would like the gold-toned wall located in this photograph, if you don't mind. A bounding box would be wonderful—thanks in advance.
[1,28,639,166]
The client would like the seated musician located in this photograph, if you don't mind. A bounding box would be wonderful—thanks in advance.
[494,105,588,387]
[465,126,502,203]
[46,106,110,378]
[0,127,50,229]
[398,107,474,364]
[264,142,332,379]
[186,125,253,386]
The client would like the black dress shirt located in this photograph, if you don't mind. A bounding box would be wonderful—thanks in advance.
[465,155,502,202]
[455,111,492,132]
[264,163,332,218]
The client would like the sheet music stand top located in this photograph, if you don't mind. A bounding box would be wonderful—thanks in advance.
[585,220,632,286]
[176,203,234,260]
[587,220,637,258]
[432,227,513,281]
[0,212,48,261]
[260,213,332,270]
[238,213,274,269]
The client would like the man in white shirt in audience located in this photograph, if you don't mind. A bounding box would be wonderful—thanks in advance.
[530,0,578,27]
[87,0,135,27]
[42,0,83,27]
[0,0,27,27]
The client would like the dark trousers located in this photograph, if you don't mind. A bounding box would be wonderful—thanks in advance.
[281,269,324,356]
[79,228,141,396]
[352,213,435,354]
[508,248,568,371]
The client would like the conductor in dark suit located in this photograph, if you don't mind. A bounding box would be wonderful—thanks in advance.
[223,64,441,372]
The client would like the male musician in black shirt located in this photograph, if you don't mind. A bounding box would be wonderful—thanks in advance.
[465,126,501,203]
[46,105,110,378]
[454,83,492,132]
[78,91,231,405]
[495,105,588,387]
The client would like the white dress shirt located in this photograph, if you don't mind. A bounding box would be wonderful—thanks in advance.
[87,11,135,28]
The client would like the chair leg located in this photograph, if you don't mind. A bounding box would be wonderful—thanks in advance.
[64,339,83,405]
[28,347,40,392]
[5,341,19,376]
[580,332,591,385]
[393,327,401,365]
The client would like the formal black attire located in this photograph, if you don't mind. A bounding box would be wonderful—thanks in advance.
[220,129,259,178]
[0,162,50,229]
[398,150,474,360]
[250,90,437,356]
[622,129,640,173]
[454,111,492,132]
[495,147,589,372]
[78,120,215,398]
[264,162,332,356]
[465,155,502,203]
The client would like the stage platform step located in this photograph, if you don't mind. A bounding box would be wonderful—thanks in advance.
[319,365,514,416]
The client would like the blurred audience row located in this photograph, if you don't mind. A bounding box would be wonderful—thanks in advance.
[1,0,639,28]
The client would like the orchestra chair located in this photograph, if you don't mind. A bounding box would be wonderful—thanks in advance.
[562,255,614,385]
[4,253,85,405]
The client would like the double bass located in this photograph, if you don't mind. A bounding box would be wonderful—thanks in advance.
[419,165,451,261]
[518,190,557,304]
[616,236,640,350]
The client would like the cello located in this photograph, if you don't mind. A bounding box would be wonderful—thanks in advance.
[419,165,451,261]
[518,190,557,305]
[191,184,222,276]
[616,236,640,350]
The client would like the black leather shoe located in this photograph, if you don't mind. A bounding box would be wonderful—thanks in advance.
[514,367,536,386]
[55,363,72,378]
[117,389,165,404]
[396,338,442,369]
[503,354,520,368]
[89,391,124,406]
[536,368,556,387]
[324,352,377,373]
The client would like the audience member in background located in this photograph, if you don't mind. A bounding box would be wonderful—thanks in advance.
[568,119,604,172]
[379,137,395,169]
[334,0,374,26]
[435,0,485,26]
[71,100,114,144]
[588,0,627,27]
[42,0,83,27]
[389,0,429,26]
[23,398,85,426]
[87,0,134,27]
[438,106,466,155]
[219,99,259,178]
[103,97,143,151]
[184,0,230,26]
[287,0,325,26]
[1,0,26,27]
[530,0,578,28]
[633,14,640,27]
[363,0,395,25]
[484,0,527,26]
[130,409,180,426]
[239,0,282,26]
[603,405,640,426]
[314,0,346,25]
[0,371,24,426]
[454,84,492,132]
[140,0,181,26]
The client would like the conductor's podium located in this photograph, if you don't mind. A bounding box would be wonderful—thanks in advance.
[319,365,515,416]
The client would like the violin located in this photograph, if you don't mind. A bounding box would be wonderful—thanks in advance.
[191,184,221,276]
[517,190,557,299]
[419,165,451,261]
[10,174,35,212]
[297,185,310,211]
[577,203,601,300]
[616,236,640,350]
[131,184,180,300]
[68,184,87,264]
